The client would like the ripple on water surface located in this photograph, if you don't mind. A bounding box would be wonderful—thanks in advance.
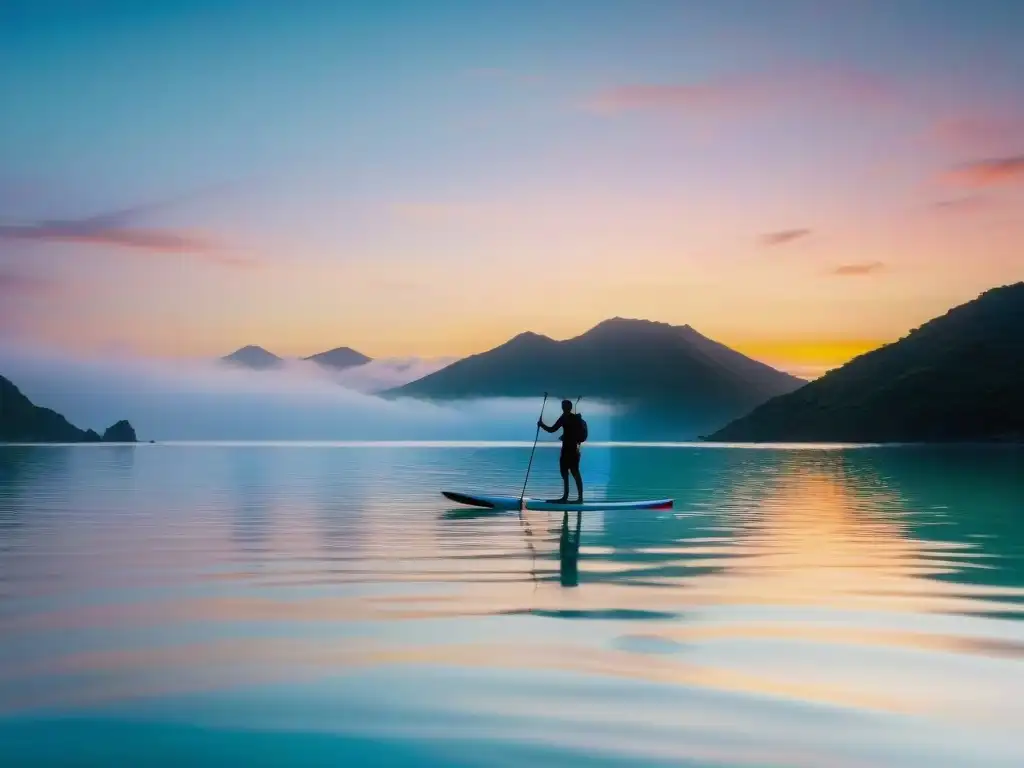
[0,443,1023,766]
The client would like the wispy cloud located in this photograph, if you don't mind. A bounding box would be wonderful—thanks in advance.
[0,269,54,296]
[0,221,255,267]
[931,116,1024,153]
[0,221,207,251]
[0,187,257,268]
[831,261,884,276]
[760,228,811,247]
[588,68,892,116]
[942,156,1024,188]
[931,196,990,214]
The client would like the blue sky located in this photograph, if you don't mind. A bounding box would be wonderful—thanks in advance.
[2,0,1022,373]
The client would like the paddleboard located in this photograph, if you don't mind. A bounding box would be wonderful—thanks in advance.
[442,491,673,512]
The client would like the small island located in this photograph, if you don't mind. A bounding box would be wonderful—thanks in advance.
[102,420,138,443]
[1,375,138,444]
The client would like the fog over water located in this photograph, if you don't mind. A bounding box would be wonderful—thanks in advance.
[0,343,615,442]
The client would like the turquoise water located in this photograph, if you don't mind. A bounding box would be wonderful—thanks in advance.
[1,443,1023,767]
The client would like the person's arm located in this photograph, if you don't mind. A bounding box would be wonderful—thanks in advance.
[539,414,564,433]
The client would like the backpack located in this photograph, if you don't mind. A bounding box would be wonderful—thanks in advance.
[573,412,589,443]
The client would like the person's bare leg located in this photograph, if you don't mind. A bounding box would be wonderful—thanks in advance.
[571,465,583,503]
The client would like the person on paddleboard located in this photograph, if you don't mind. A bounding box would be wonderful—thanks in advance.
[538,399,585,503]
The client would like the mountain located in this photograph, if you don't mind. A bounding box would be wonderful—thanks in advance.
[221,345,284,370]
[303,346,372,370]
[386,318,804,438]
[1,375,137,443]
[102,419,138,442]
[220,344,372,372]
[707,282,1024,443]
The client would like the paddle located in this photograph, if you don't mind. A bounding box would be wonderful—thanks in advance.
[519,391,548,509]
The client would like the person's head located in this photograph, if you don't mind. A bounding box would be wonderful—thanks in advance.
[561,399,572,413]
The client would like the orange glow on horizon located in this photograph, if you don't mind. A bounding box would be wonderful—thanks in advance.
[74,326,889,381]
[27,303,892,381]
[728,339,889,378]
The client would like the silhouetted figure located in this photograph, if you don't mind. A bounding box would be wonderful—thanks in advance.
[559,511,582,587]
[539,399,584,503]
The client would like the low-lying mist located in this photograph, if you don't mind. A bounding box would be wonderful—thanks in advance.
[329,355,458,394]
[0,344,615,442]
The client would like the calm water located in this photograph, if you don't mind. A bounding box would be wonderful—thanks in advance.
[1,443,1023,767]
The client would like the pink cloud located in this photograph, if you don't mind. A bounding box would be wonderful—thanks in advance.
[588,68,893,116]
[931,116,1024,153]
[0,186,256,267]
[942,156,1024,188]
[760,228,811,247]
[931,196,990,214]
[0,269,54,296]
[831,261,885,276]
[3,224,210,251]
[0,222,256,267]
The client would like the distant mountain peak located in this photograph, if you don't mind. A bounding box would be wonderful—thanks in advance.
[592,316,667,328]
[479,331,558,357]
[221,345,283,370]
[573,318,710,350]
[585,317,691,334]
[386,316,804,438]
[303,346,372,370]
[506,330,555,345]
[226,344,274,356]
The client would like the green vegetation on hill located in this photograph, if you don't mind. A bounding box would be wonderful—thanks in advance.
[707,282,1024,443]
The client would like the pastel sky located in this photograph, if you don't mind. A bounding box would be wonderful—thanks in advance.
[2,0,1022,377]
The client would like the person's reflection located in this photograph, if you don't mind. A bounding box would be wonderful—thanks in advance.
[559,511,582,587]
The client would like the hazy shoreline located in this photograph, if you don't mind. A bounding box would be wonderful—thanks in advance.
[3,440,1022,448]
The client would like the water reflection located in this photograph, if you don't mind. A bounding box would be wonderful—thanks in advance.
[0,444,1023,767]
[227,448,276,554]
[699,451,929,611]
[559,512,581,588]
[103,444,136,476]
[863,446,1024,592]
